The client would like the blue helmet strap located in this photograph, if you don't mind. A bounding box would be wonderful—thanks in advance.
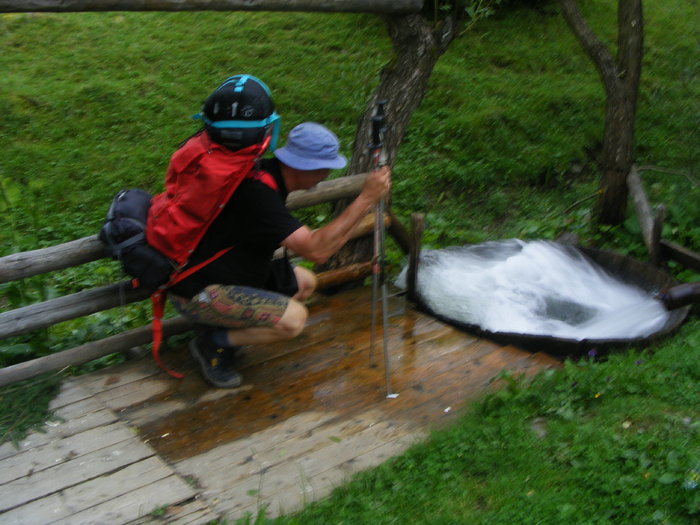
[217,74,272,97]
[204,113,281,151]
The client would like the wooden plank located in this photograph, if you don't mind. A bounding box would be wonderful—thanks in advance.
[167,337,558,520]
[0,403,117,461]
[0,436,153,512]
[133,317,499,462]
[234,433,421,519]
[48,379,94,409]
[51,474,195,525]
[83,290,413,417]
[186,408,404,491]
[2,457,193,525]
[4,285,557,525]
[170,340,536,489]
[128,498,219,524]
[77,356,166,394]
[0,422,136,484]
[174,411,343,488]
[210,414,418,517]
[93,378,175,413]
[85,293,551,469]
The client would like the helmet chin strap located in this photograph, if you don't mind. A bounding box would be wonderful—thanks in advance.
[257,134,272,155]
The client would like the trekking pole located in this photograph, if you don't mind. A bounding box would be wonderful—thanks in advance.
[369,100,397,399]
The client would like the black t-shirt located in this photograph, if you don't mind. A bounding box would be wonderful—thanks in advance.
[169,159,303,298]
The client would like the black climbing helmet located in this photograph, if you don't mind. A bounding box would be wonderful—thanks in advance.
[194,75,281,152]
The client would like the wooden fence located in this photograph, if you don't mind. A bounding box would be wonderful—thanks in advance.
[0,173,417,387]
[627,165,700,273]
[2,164,698,387]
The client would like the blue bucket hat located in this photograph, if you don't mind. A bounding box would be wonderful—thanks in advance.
[274,122,347,171]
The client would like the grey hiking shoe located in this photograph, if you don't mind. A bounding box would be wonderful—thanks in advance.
[189,334,242,388]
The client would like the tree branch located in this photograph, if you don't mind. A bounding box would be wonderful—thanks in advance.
[559,0,619,91]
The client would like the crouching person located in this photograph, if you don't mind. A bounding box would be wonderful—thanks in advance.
[152,76,391,388]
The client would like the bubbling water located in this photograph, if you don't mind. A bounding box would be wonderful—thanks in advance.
[398,239,670,341]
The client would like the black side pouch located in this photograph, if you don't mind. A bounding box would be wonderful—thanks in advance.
[120,243,174,290]
[99,189,174,291]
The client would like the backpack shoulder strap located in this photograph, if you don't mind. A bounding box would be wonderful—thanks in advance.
[246,169,279,191]
[149,246,234,379]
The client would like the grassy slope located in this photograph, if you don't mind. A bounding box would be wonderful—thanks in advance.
[0,11,389,249]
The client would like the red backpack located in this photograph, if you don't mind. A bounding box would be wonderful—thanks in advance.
[145,132,272,377]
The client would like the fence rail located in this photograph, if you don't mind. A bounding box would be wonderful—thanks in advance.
[0,0,423,14]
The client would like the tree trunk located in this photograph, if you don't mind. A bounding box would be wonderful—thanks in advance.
[322,12,459,269]
[560,0,643,225]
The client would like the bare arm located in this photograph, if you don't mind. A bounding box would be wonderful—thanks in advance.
[282,166,391,264]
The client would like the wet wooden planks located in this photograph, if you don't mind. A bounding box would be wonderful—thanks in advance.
[0,286,560,523]
[0,381,217,524]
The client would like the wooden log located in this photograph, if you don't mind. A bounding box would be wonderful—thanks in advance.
[0,282,150,340]
[650,204,666,267]
[657,281,700,310]
[343,211,389,242]
[0,317,192,388]
[0,173,368,284]
[627,167,700,271]
[315,262,372,290]
[660,240,700,273]
[407,212,424,301]
[627,165,656,257]
[0,0,423,13]
[0,235,107,284]
[387,210,411,255]
[286,172,366,210]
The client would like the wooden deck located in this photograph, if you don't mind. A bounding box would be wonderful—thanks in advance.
[0,286,560,524]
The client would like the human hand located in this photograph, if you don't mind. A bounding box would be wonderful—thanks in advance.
[361,166,391,204]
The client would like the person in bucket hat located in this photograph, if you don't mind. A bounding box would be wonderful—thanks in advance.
[274,122,347,170]
[168,115,391,389]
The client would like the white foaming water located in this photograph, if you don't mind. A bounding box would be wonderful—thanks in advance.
[397,239,670,340]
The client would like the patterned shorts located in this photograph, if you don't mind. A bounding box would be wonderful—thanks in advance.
[169,284,290,329]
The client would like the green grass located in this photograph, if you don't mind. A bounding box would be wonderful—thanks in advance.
[0,373,62,447]
[1,1,699,522]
